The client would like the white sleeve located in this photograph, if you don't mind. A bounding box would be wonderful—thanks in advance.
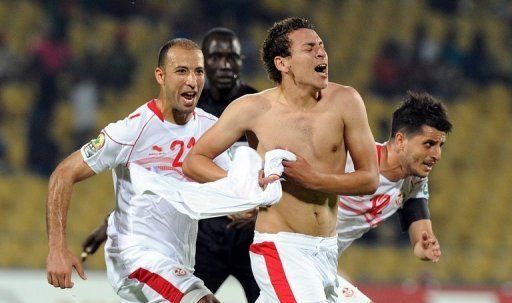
[80,119,135,173]
[406,178,429,200]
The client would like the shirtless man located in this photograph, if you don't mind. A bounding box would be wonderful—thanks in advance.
[183,17,379,302]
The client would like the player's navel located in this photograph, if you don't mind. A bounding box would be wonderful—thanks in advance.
[331,145,338,152]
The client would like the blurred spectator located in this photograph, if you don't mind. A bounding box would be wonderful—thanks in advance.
[406,24,439,93]
[27,25,71,176]
[0,33,17,175]
[428,0,459,15]
[98,26,136,93]
[463,31,497,86]
[0,33,20,84]
[435,27,465,99]
[371,39,407,98]
[69,51,100,149]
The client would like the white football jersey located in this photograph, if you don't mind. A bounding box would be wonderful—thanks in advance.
[337,143,429,254]
[80,99,230,254]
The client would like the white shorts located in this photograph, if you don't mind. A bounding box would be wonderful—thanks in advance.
[336,275,371,303]
[249,231,339,303]
[105,242,209,303]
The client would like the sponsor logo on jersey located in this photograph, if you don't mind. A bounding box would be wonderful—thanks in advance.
[172,267,188,277]
[82,133,105,158]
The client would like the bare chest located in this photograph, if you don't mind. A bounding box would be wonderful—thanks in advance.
[254,110,344,166]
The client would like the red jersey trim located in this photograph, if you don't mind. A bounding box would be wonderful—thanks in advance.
[250,242,297,303]
[147,99,164,121]
[125,115,155,166]
[128,267,184,302]
[376,144,383,165]
[103,129,134,146]
[129,113,141,119]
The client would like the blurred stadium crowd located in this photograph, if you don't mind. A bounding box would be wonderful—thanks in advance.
[1,0,512,289]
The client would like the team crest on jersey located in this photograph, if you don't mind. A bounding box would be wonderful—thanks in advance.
[172,267,189,277]
[341,287,355,297]
[422,183,429,198]
[82,133,105,158]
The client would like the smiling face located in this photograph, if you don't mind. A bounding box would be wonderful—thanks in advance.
[156,47,205,115]
[284,28,328,89]
[398,125,447,178]
[204,35,242,91]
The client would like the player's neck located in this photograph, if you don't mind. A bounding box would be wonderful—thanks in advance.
[278,79,321,109]
[155,98,192,125]
[380,143,408,182]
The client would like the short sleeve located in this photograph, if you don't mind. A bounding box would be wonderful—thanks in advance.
[80,119,135,173]
[405,177,429,200]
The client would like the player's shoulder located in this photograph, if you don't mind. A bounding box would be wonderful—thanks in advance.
[103,100,159,144]
[325,83,363,104]
[226,89,271,114]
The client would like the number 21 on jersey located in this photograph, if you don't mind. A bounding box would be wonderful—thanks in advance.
[170,137,196,167]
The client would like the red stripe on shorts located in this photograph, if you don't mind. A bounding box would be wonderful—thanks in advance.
[250,242,297,303]
[128,267,184,302]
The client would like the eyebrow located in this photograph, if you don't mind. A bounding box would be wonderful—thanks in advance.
[302,41,324,47]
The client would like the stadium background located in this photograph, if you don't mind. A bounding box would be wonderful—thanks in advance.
[0,0,511,302]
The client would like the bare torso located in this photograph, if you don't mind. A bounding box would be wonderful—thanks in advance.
[248,84,348,237]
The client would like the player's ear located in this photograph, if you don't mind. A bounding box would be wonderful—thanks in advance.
[395,131,406,152]
[274,56,289,73]
[155,66,165,85]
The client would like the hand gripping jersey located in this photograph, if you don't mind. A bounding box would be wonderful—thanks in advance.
[336,143,429,255]
[80,100,230,299]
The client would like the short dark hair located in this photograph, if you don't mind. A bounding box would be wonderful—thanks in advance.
[158,38,201,68]
[391,91,452,138]
[201,27,238,54]
[261,17,315,83]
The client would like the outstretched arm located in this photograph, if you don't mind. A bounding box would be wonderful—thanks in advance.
[409,219,441,262]
[46,151,95,288]
[183,96,256,182]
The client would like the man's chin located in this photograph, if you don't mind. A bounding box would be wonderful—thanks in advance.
[412,169,429,178]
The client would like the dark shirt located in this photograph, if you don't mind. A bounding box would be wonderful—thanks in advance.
[197,82,257,120]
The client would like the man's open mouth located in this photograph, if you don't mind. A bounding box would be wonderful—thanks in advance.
[181,92,197,100]
[314,63,327,73]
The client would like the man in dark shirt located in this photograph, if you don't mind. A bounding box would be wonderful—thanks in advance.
[197,29,256,117]
[194,27,259,303]
[81,27,259,302]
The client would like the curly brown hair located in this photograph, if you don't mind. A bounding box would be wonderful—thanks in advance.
[261,17,315,83]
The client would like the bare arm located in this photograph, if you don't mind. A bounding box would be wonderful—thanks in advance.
[409,219,441,262]
[46,151,95,288]
[183,97,255,182]
[284,88,379,195]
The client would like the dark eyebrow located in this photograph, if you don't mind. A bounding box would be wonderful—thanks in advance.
[303,42,316,48]
[175,66,189,70]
